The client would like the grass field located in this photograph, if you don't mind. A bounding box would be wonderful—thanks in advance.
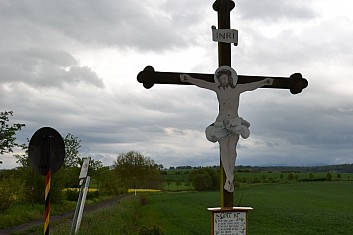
[50,196,140,235]
[138,181,353,235]
[241,181,353,234]
[21,181,353,234]
[2,169,353,235]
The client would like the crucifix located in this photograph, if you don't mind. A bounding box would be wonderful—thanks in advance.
[137,0,308,208]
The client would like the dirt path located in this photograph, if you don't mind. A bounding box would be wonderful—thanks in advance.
[0,195,128,235]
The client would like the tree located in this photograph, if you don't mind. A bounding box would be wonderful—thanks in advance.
[192,174,212,191]
[309,172,314,180]
[62,133,103,188]
[64,133,82,168]
[188,167,219,191]
[63,133,102,168]
[114,151,162,189]
[327,172,333,181]
[175,180,182,191]
[0,111,25,155]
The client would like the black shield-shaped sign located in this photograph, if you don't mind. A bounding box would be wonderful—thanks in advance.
[28,127,65,175]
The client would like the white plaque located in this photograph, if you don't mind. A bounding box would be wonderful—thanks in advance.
[214,211,246,235]
[79,157,91,179]
[208,207,252,235]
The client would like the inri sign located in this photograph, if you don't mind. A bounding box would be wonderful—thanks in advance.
[212,26,238,46]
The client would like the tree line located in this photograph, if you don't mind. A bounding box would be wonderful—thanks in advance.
[0,111,163,211]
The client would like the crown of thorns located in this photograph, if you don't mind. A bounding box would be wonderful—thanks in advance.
[214,66,238,85]
[215,69,232,78]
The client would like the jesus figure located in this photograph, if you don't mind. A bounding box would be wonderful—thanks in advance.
[180,66,273,192]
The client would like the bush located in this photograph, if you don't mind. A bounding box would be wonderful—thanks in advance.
[21,168,65,204]
[140,195,147,206]
[87,190,100,200]
[192,174,212,191]
[0,176,25,211]
[299,178,327,182]
[64,188,80,201]
[64,188,100,201]
[189,167,219,191]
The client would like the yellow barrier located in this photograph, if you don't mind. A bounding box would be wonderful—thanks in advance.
[128,189,161,193]
[63,188,99,192]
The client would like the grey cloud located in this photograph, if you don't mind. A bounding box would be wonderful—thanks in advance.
[0,0,198,51]
[1,0,353,169]
[237,0,317,21]
[0,48,104,88]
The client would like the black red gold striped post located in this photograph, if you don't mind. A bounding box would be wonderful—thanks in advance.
[43,135,52,235]
[44,168,51,235]
[28,127,65,235]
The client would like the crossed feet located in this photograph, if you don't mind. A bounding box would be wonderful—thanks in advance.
[224,180,234,192]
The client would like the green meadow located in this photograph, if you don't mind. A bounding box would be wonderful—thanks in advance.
[50,181,353,235]
[138,181,353,235]
[2,168,352,234]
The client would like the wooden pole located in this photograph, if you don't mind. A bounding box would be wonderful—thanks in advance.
[213,0,235,208]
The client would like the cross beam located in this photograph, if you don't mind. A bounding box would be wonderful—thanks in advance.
[137,66,308,94]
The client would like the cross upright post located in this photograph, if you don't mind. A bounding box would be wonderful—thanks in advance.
[213,0,236,208]
[137,0,308,211]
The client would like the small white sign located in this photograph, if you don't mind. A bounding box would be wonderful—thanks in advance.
[212,26,238,45]
[79,157,91,179]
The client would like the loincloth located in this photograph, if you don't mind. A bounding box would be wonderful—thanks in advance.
[205,117,250,143]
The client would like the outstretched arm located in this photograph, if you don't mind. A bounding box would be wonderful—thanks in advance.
[237,78,274,92]
[180,74,216,91]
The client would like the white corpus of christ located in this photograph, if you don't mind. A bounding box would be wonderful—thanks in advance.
[180,66,273,192]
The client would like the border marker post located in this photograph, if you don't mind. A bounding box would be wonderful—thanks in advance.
[71,157,91,235]
[28,127,65,235]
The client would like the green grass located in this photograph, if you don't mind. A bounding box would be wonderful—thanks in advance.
[241,181,353,234]
[22,181,353,235]
[0,201,77,229]
[0,195,111,231]
[3,180,353,234]
[138,181,353,235]
[162,181,193,191]
[138,191,218,234]
[0,203,43,229]
[51,196,140,235]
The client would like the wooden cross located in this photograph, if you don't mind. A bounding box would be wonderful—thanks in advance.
[136,0,308,208]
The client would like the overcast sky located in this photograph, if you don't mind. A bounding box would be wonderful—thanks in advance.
[1,0,353,169]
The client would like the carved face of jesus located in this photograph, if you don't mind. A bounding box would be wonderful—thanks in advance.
[219,74,229,85]
[217,73,235,89]
[214,66,238,89]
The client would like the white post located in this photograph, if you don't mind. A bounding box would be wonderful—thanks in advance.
[70,157,91,235]
[75,176,90,234]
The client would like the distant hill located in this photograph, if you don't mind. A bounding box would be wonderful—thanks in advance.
[170,164,353,173]
[236,164,353,173]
